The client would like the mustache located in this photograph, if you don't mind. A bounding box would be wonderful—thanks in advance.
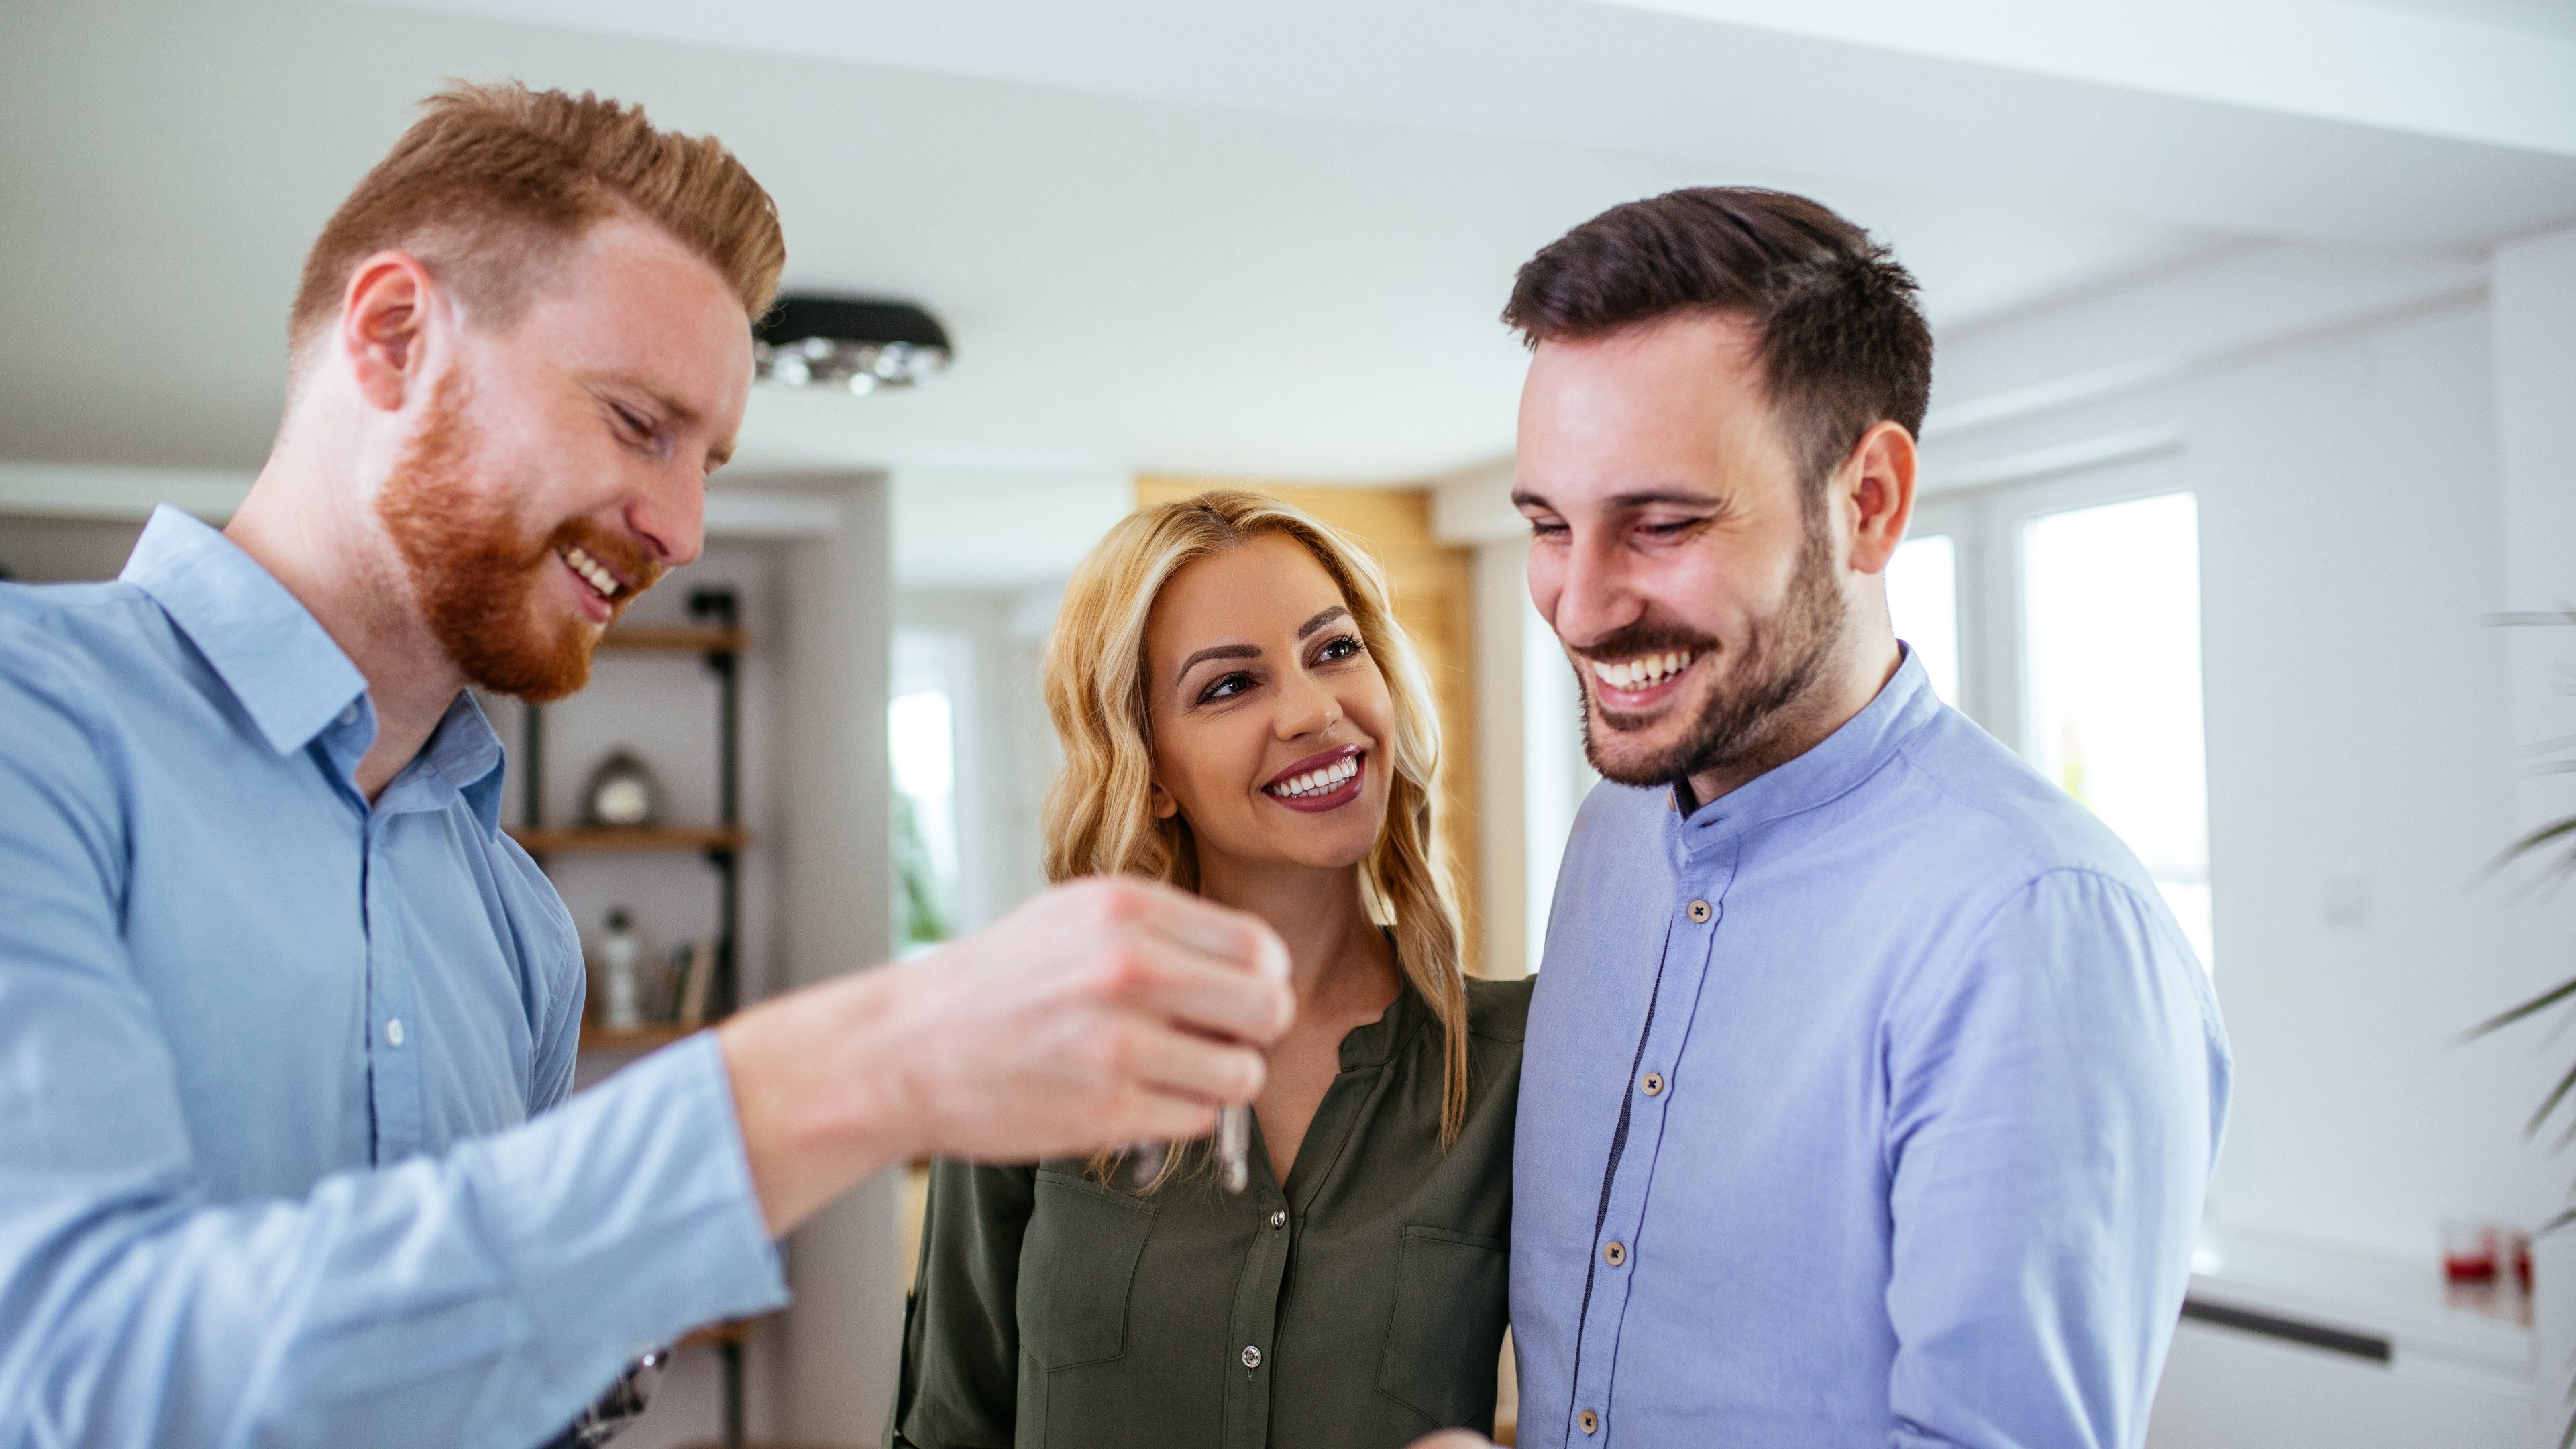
[1568,621,1723,664]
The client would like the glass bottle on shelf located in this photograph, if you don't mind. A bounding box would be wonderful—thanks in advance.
[599,908,646,1032]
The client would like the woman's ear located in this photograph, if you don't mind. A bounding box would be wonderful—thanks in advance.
[1149,778,1180,821]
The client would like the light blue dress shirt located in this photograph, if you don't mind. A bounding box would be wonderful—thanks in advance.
[1513,649,2231,1449]
[0,507,786,1448]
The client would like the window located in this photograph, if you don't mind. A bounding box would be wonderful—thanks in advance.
[1886,533,1960,705]
[891,630,969,956]
[2019,492,2213,970]
[1910,467,2214,975]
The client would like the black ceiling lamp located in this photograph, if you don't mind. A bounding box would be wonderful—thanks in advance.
[753,294,952,394]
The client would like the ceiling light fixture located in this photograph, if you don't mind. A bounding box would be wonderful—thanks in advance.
[754,294,952,394]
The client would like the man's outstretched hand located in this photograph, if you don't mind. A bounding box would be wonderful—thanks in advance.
[720,877,1295,1234]
[1405,1434,1493,1448]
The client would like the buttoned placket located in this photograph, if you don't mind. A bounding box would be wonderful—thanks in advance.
[1220,1157,1293,1449]
[1561,815,1737,1448]
[319,702,437,1166]
[1218,1012,1397,1449]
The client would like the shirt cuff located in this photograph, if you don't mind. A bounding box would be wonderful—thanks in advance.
[471,1030,790,1387]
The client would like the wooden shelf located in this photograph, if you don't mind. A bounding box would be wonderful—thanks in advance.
[511,826,748,855]
[600,625,749,653]
[678,1318,761,1350]
[579,1023,696,1053]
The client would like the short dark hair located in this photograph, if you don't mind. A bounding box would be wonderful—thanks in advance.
[1503,187,1933,498]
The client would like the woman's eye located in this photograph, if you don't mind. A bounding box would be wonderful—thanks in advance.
[1198,672,1254,704]
[1316,635,1364,664]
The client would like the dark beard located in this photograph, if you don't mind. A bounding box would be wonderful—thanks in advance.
[374,370,661,702]
[1575,517,1845,788]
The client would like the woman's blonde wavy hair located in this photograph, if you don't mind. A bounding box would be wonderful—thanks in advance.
[1042,490,1472,1164]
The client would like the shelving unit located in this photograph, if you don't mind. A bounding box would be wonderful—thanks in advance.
[511,585,766,1449]
[513,586,747,1026]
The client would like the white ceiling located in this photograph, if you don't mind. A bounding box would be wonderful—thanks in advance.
[3,0,2569,493]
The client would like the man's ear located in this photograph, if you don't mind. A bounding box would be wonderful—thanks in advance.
[336,250,440,413]
[1841,421,1919,576]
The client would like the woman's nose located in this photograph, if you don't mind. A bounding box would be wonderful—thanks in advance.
[1276,669,1342,737]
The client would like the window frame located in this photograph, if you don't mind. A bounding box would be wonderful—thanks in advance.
[1909,449,2200,755]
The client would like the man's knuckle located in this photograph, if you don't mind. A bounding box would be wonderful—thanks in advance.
[1098,879,1150,924]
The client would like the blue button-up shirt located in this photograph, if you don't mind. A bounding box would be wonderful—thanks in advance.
[0,507,785,1448]
[1513,650,2230,1449]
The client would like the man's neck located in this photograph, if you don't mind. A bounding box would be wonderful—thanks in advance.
[225,439,467,803]
[1681,632,1904,810]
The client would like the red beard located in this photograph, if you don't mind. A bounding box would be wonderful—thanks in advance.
[375,370,663,703]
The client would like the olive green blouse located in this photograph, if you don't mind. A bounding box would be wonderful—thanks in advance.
[888,975,1532,1449]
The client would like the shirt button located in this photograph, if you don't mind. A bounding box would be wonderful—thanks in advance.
[1241,1345,1262,1369]
[1580,1408,1601,1434]
[1641,1071,1665,1097]
[339,703,360,727]
[1603,1240,1627,1267]
[1687,898,1713,923]
[1269,1209,1287,1230]
[384,1018,405,1048]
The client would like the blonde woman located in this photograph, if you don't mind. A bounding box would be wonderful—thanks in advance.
[888,492,1529,1449]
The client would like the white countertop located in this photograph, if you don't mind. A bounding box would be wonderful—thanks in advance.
[2186,1226,2532,1381]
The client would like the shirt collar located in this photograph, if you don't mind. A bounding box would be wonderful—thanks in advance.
[120,507,508,835]
[416,692,508,834]
[1338,972,1431,1071]
[122,506,368,756]
[1672,644,1943,851]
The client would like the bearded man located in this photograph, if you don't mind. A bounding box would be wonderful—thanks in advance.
[1504,189,2231,1449]
[0,84,1299,1447]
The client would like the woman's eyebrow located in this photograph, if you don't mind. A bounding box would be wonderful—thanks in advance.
[1295,606,1350,639]
[1175,642,1260,685]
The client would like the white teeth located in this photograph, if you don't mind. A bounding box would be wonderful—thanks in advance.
[561,545,621,599]
[1268,755,1360,799]
[1591,651,1696,692]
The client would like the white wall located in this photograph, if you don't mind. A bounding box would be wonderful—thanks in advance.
[899,584,1067,930]
[765,474,904,1444]
[1927,244,2534,1263]
[2491,223,2576,1446]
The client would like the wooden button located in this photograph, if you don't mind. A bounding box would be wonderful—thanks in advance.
[1580,1409,1600,1434]
[1603,1241,1627,1267]
[1687,899,1713,923]
[1641,1071,1664,1097]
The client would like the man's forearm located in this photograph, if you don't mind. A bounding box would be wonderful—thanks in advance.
[720,967,922,1236]
[1,1036,784,1449]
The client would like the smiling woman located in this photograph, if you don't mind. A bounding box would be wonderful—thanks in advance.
[889,491,1529,1449]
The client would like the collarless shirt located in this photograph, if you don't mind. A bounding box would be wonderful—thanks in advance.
[0,507,784,1448]
[892,975,1531,1449]
[1513,650,2231,1449]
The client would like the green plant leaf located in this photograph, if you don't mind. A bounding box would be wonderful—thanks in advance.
[2465,974,2576,1039]
[2530,1057,2576,1138]
[2489,816,2576,875]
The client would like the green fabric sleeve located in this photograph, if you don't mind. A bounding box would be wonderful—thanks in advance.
[888,1160,1037,1449]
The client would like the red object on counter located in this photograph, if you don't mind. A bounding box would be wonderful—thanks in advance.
[2443,1221,2500,1283]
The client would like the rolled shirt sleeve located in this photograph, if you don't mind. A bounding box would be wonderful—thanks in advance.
[1882,868,2228,1449]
